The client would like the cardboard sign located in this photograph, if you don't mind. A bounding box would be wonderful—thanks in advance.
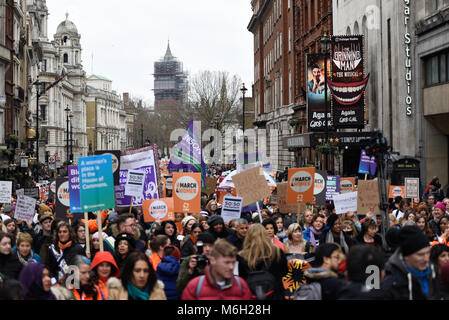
[56,177,70,220]
[173,172,201,213]
[276,182,300,214]
[125,170,146,198]
[232,166,272,207]
[78,154,115,212]
[68,166,82,213]
[357,179,380,214]
[389,186,405,199]
[221,195,243,223]
[0,181,12,203]
[340,177,355,194]
[405,178,420,199]
[333,191,358,214]
[287,168,315,204]
[313,170,327,206]
[14,195,36,223]
[326,176,341,201]
[203,177,218,196]
[142,198,174,222]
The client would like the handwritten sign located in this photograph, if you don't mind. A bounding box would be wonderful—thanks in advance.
[357,179,380,214]
[405,178,419,199]
[232,166,272,207]
[0,181,12,203]
[14,195,36,222]
[333,191,358,215]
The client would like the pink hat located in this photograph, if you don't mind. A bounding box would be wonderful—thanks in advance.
[92,231,108,240]
[434,202,446,213]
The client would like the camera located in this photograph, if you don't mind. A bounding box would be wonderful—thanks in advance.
[195,241,209,273]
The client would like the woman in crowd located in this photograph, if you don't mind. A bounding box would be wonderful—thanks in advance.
[67,255,102,300]
[342,220,358,239]
[430,244,449,271]
[13,232,42,266]
[0,231,23,279]
[356,219,383,250]
[47,222,84,282]
[156,220,181,249]
[262,218,285,251]
[238,224,288,300]
[107,251,166,300]
[319,214,353,255]
[90,231,108,260]
[401,208,417,226]
[303,213,326,249]
[148,234,170,271]
[180,223,202,258]
[299,209,314,231]
[273,214,288,243]
[431,216,449,246]
[18,262,56,300]
[3,219,19,243]
[342,211,362,233]
[73,222,87,249]
[205,199,219,216]
[156,245,181,300]
[415,214,436,242]
[284,223,313,258]
[113,232,136,273]
[91,251,120,300]
[180,215,197,240]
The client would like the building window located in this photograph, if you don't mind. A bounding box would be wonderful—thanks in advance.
[40,105,46,121]
[41,60,47,72]
[424,51,449,87]
[63,53,68,63]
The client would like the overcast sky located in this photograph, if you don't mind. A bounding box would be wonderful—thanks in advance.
[45,0,254,107]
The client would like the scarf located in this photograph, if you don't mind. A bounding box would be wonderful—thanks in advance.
[325,231,349,254]
[126,282,150,300]
[58,240,73,251]
[17,251,34,266]
[405,264,431,296]
[309,226,322,248]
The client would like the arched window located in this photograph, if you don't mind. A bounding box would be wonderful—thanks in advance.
[346,26,351,35]
[354,21,360,35]
[63,53,68,63]
[63,36,68,43]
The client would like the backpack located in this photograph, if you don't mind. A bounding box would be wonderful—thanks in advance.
[195,275,243,299]
[246,269,277,300]
[293,282,322,300]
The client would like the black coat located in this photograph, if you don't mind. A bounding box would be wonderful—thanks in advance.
[0,253,23,280]
[47,242,85,280]
[205,226,235,241]
[303,268,346,300]
[180,237,196,258]
[355,232,384,250]
[319,229,355,254]
[225,232,244,251]
[337,282,386,300]
[381,249,441,300]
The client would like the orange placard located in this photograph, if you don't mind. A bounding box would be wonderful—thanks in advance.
[287,168,315,204]
[340,177,356,193]
[142,198,174,222]
[173,172,201,213]
[389,186,405,199]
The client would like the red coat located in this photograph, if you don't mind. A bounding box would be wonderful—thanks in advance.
[181,267,252,300]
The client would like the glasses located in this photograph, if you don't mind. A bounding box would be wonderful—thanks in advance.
[124,223,137,228]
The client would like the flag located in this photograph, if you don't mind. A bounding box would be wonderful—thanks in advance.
[44,71,66,93]
[168,121,206,187]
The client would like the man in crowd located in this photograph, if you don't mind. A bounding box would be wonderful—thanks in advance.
[225,219,248,251]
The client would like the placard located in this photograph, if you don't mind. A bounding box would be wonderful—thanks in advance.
[14,195,36,222]
[221,195,243,223]
[232,166,272,207]
[94,150,121,186]
[125,170,146,198]
[78,154,115,212]
[287,168,315,204]
[358,150,371,175]
[173,172,201,213]
[55,177,70,220]
[203,177,218,196]
[24,187,39,199]
[326,176,341,201]
[276,182,300,214]
[0,181,12,203]
[357,179,380,214]
[340,177,356,194]
[333,191,358,215]
[142,198,174,222]
[68,165,82,213]
[389,186,405,199]
[313,170,327,206]
[404,178,420,199]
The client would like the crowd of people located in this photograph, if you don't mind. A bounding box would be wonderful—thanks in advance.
[1,175,449,301]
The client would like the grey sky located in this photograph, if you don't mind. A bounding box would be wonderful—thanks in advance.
[46,0,254,107]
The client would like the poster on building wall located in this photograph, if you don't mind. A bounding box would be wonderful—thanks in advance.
[306,53,332,132]
[329,35,369,128]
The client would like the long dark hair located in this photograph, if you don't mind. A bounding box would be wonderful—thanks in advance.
[53,221,75,244]
[121,251,157,291]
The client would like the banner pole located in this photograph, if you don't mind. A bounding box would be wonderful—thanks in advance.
[84,212,91,258]
[97,210,104,252]
[256,201,263,224]
[129,196,134,214]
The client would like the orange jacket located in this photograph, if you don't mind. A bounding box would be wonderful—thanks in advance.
[149,252,162,271]
[71,285,103,300]
[81,210,109,233]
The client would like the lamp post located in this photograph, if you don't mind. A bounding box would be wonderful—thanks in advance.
[33,80,44,165]
[69,112,73,163]
[65,106,70,163]
[240,83,248,164]
[318,31,332,173]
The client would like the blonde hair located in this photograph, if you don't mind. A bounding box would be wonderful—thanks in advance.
[16,232,33,246]
[285,223,309,253]
[239,224,281,270]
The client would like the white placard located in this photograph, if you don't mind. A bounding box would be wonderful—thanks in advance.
[125,169,146,198]
[0,181,12,203]
[16,188,24,196]
[221,194,243,223]
[405,177,420,199]
[14,195,37,222]
[333,191,358,215]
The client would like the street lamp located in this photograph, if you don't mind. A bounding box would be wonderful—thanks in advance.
[318,31,332,173]
[33,80,44,165]
[69,112,73,163]
[65,106,71,163]
[240,83,248,164]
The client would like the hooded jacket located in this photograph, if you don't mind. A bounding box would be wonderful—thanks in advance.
[303,267,345,300]
[91,251,120,300]
[381,249,440,300]
[156,255,181,300]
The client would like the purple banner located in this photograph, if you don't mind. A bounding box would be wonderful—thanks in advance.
[68,165,82,213]
[326,175,341,201]
[358,149,371,175]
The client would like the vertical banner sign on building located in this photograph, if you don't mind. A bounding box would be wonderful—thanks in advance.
[306,53,332,131]
[173,173,201,213]
[313,170,327,206]
[94,150,121,186]
[0,181,12,203]
[55,177,70,220]
[14,195,37,223]
[78,154,115,212]
[142,198,174,223]
[405,178,420,199]
[68,166,82,213]
[117,146,161,207]
[340,177,356,193]
[326,176,341,201]
[125,170,146,198]
[287,168,315,204]
[221,195,243,224]
[329,35,368,128]
[358,150,371,175]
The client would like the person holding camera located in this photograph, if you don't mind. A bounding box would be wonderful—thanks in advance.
[176,232,215,295]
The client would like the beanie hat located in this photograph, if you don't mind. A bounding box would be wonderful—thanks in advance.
[207,215,224,228]
[434,202,446,213]
[197,232,216,244]
[326,214,339,228]
[440,262,449,290]
[3,204,13,214]
[385,227,401,249]
[107,210,118,223]
[163,245,181,261]
[399,226,430,257]
[115,232,136,251]
[181,215,197,229]
[92,231,108,240]
[38,213,53,223]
